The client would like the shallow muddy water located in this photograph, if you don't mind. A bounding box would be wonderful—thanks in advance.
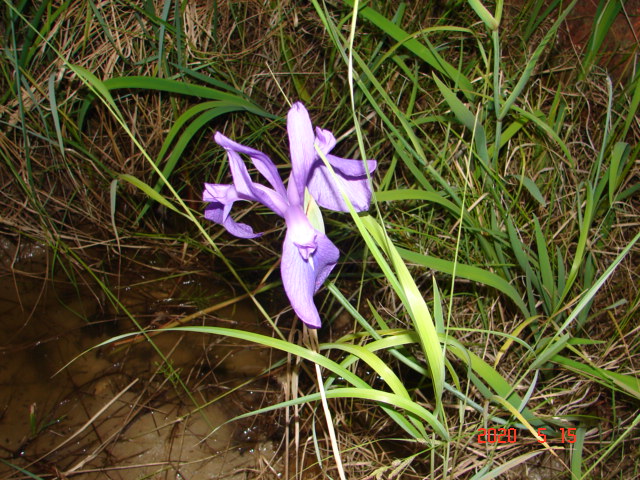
[0,247,284,479]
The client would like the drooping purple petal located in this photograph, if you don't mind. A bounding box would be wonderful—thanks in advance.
[203,183,261,238]
[286,102,316,205]
[215,132,286,198]
[307,154,377,212]
[281,208,339,328]
[219,143,289,217]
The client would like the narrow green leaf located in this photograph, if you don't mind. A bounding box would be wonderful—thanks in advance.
[398,247,528,316]
[433,74,489,164]
[447,338,548,429]
[77,76,274,128]
[552,354,640,400]
[511,106,573,164]
[467,0,498,30]
[560,185,594,304]
[433,278,444,335]
[487,116,528,158]
[608,142,629,205]
[109,179,119,245]
[581,0,622,77]
[118,174,181,214]
[530,334,570,370]
[0,459,46,480]
[533,216,555,307]
[362,216,445,401]
[518,175,546,207]
[556,247,566,298]
[47,73,65,161]
[375,189,466,221]
[343,0,473,96]
[555,230,640,339]
[506,218,539,293]
[470,450,545,480]
[570,427,586,480]
[103,76,270,116]
[621,74,640,138]
[499,0,578,118]
[231,387,448,440]
[70,64,123,122]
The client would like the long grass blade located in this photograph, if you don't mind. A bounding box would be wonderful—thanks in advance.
[341,0,473,95]
[499,0,577,119]
[398,247,528,316]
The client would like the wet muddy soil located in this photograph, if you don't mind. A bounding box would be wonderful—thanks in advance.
[0,246,284,479]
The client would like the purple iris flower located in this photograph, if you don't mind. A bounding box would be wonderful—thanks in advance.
[203,102,377,328]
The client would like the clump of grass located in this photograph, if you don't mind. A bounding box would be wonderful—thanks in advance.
[2,0,639,479]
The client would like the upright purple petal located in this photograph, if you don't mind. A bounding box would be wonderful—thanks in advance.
[314,127,337,155]
[307,155,377,212]
[203,183,261,238]
[281,206,339,328]
[286,102,316,205]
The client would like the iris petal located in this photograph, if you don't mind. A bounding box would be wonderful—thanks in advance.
[286,102,316,205]
[203,183,261,239]
[307,155,377,212]
[281,221,339,328]
[215,132,286,197]
[220,143,289,217]
[314,127,337,154]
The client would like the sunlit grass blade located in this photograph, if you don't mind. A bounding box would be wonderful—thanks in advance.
[361,215,445,402]
[398,247,529,316]
[446,338,550,431]
[467,0,499,31]
[77,76,274,128]
[117,174,182,215]
[228,387,448,440]
[552,354,640,400]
